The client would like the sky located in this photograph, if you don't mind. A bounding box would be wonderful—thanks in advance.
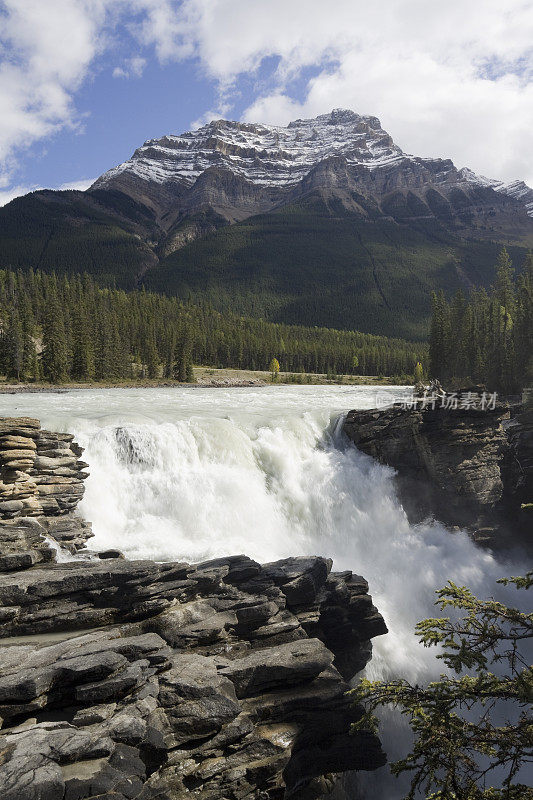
[0,0,532,206]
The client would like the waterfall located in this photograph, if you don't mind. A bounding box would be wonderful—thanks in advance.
[0,385,520,799]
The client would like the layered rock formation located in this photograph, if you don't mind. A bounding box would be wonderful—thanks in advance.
[0,417,87,518]
[0,417,387,799]
[343,394,533,546]
[0,417,93,568]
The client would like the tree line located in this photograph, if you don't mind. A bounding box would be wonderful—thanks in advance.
[429,249,533,393]
[0,269,427,383]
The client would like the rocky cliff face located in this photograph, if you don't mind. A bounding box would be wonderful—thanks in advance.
[343,396,533,546]
[0,417,387,800]
[502,401,533,538]
[343,399,511,541]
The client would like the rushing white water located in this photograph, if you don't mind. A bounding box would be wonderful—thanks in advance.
[0,385,522,799]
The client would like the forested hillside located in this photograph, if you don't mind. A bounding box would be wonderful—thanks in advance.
[0,190,158,285]
[146,196,532,340]
[429,249,533,392]
[2,189,530,342]
[0,269,426,383]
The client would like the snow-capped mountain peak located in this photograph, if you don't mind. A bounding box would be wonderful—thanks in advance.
[92,109,533,219]
[93,109,408,189]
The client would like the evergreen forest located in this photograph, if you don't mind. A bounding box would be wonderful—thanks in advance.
[429,249,533,393]
[0,269,426,384]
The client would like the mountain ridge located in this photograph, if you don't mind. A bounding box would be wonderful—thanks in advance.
[1,108,532,339]
[91,108,533,221]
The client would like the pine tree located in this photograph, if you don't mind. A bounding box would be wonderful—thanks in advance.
[515,252,533,387]
[4,309,24,381]
[0,268,428,386]
[18,291,36,380]
[427,250,530,394]
[143,325,159,379]
[31,348,41,382]
[351,574,533,800]
[41,300,69,383]
[175,322,193,382]
[94,310,112,380]
[495,247,515,318]
[71,305,95,381]
[164,331,176,379]
[429,290,448,379]
[493,249,516,392]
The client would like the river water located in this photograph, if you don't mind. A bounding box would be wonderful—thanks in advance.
[0,385,519,798]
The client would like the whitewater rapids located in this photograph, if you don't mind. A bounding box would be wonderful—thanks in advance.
[0,385,519,798]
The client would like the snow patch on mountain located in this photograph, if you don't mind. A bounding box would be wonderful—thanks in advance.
[92,109,533,218]
[459,168,533,217]
[93,109,415,189]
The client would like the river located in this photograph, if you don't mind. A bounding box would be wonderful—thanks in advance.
[0,385,518,798]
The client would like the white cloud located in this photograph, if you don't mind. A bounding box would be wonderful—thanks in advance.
[1,0,532,196]
[112,56,147,79]
[0,184,41,207]
[153,0,533,186]
[0,0,170,193]
[190,101,232,130]
[58,177,97,192]
[0,0,220,192]
[0,0,110,186]
[129,0,197,62]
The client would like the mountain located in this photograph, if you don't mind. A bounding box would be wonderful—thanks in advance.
[1,109,532,339]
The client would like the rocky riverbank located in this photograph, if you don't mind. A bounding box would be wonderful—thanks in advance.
[0,417,387,800]
[343,393,532,546]
[0,378,267,392]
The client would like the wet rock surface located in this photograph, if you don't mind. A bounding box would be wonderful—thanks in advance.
[0,418,387,799]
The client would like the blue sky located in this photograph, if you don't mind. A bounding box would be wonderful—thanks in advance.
[19,60,220,190]
[19,53,322,192]
[1,0,532,204]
